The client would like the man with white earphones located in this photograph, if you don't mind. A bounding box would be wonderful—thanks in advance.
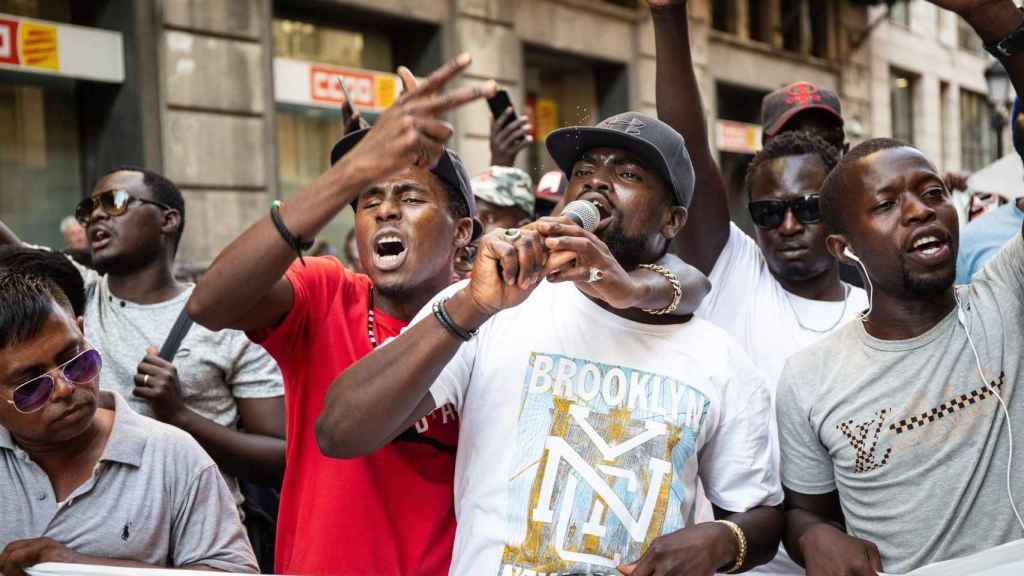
[775,4,1024,575]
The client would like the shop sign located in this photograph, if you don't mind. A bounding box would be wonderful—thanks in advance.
[275,57,402,113]
[529,97,559,141]
[715,120,763,154]
[0,13,123,82]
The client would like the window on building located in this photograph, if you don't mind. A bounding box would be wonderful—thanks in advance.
[273,19,399,254]
[0,81,83,249]
[273,19,393,70]
[961,90,996,171]
[809,1,833,58]
[890,1,911,27]
[524,48,628,178]
[747,0,769,43]
[712,0,733,33]
[890,70,916,144]
[780,0,802,53]
[958,18,985,55]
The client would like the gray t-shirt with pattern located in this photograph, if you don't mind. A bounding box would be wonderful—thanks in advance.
[777,232,1024,573]
[76,266,283,503]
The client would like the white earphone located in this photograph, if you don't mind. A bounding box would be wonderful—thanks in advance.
[843,246,872,319]
[954,288,1023,532]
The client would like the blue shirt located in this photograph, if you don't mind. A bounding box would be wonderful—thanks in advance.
[957,200,1024,284]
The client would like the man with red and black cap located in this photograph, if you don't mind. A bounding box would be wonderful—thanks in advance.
[761,81,846,151]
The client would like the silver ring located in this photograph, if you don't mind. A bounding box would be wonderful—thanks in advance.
[587,267,605,283]
[143,374,150,386]
[503,228,522,242]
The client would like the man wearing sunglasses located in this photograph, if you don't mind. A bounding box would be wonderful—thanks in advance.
[648,3,868,574]
[649,2,868,389]
[0,168,286,517]
[0,258,257,574]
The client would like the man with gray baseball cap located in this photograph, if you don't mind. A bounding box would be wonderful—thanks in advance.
[319,110,784,576]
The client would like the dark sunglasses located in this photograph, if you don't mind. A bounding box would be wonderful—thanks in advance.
[748,194,822,230]
[7,349,102,414]
[75,189,171,226]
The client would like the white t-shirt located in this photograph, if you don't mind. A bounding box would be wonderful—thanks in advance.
[418,280,783,576]
[694,224,869,576]
[697,224,869,386]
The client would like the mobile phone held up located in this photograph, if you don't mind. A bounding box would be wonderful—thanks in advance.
[487,89,517,128]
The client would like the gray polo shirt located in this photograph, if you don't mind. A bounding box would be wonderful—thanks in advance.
[0,392,258,573]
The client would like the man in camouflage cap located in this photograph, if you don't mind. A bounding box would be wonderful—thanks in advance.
[471,166,535,234]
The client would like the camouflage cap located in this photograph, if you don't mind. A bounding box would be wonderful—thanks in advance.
[471,166,535,217]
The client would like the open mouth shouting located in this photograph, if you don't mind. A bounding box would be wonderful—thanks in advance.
[373,230,408,272]
[89,226,113,251]
[905,228,952,266]
[578,192,613,221]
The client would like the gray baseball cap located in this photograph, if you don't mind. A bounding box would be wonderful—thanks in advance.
[545,111,695,208]
[330,128,482,239]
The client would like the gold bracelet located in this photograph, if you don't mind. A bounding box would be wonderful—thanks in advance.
[714,519,747,574]
[638,264,682,315]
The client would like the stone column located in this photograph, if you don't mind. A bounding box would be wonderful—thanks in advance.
[451,0,522,175]
[158,0,276,265]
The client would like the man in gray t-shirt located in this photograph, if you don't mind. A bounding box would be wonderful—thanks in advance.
[0,167,286,506]
[777,129,1024,572]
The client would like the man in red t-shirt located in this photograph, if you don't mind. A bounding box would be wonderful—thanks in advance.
[188,55,708,575]
[187,57,489,575]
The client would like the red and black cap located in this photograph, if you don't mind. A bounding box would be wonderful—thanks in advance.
[331,128,482,240]
[761,82,844,138]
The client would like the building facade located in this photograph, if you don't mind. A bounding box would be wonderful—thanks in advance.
[0,0,1004,264]
[868,0,1001,175]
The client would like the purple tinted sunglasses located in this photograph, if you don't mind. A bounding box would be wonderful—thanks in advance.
[7,349,102,414]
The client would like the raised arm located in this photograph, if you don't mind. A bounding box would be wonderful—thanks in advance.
[316,227,547,458]
[649,0,731,275]
[187,54,495,333]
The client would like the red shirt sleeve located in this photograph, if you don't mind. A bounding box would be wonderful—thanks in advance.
[248,256,353,364]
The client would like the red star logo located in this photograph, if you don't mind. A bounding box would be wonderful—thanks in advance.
[785,82,822,107]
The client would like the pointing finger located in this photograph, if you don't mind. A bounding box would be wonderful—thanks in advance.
[404,53,472,98]
[409,81,497,116]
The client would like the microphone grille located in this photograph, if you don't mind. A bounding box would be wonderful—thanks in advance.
[562,200,601,233]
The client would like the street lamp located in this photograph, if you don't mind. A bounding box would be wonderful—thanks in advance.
[985,60,1012,158]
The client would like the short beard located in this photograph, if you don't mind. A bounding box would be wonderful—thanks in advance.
[899,253,956,297]
[602,222,656,270]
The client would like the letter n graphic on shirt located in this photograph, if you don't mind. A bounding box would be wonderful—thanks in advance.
[499,354,709,574]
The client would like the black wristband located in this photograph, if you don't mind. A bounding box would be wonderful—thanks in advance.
[270,200,315,265]
[432,298,477,342]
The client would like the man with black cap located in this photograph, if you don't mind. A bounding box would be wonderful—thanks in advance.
[190,56,701,575]
[318,110,785,576]
[188,55,492,576]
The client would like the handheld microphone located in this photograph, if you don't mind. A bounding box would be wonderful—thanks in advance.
[561,200,600,233]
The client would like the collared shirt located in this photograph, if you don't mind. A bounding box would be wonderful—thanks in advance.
[0,392,257,572]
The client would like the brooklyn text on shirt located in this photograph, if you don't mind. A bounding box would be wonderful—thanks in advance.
[525,352,710,424]
[500,352,713,574]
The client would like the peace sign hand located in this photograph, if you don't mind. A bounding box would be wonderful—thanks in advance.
[340,53,496,185]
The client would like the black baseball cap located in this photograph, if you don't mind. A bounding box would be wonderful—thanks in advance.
[761,81,844,139]
[545,112,695,208]
[330,128,482,239]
